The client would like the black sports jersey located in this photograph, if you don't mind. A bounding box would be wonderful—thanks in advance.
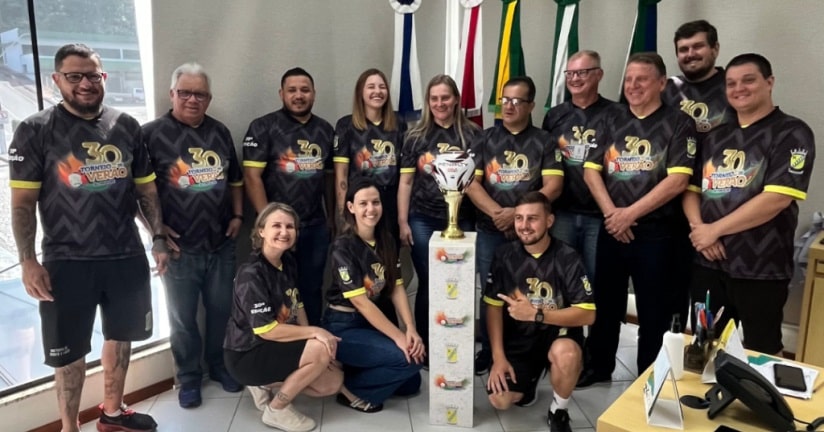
[542,96,621,215]
[327,234,403,308]
[688,108,815,279]
[400,124,481,219]
[333,115,406,188]
[224,251,303,352]
[242,109,334,227]
[8,104,154,261]
[470,125,563,232]
[482,238,594,348]
[663,68,730,133]
[143,112,243,252]
[584,104,696,222]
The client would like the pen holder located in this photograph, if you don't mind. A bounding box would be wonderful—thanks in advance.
[684,330,715,373]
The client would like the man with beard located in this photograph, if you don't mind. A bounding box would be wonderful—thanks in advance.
[483,192,594,432]
[663,20,730,133]
[243,68,335,325]
[662,20,730,334]
[9,43,166,432]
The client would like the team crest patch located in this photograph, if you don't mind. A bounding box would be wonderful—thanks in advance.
[581,276,592,295]
[686,137,697,158]
[789,148,807,174]
[555,148,563,162]
[337,266,352,284]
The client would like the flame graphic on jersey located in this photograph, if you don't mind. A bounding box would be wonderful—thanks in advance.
[58,154,87,187]
[356,147,373,170]
[276,304,291,324]
[701,159,760,199]
[169,158,193,188]
[484,159,503,185]
[558,135,571,158]
[363,275,376,298]
[279,148,300,173]
[418,152,435,174]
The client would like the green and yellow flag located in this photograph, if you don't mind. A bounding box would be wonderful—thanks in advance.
[488,0,525,122]
[546,0,580,110]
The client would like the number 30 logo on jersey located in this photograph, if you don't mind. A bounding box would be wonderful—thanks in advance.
[57,141,128,190]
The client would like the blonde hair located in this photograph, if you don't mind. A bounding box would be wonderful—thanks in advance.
[250,202,300,250]
[406,74,479,150]
[351,68,397,131]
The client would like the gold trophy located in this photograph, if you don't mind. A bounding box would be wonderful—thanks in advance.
[430,150,476,239]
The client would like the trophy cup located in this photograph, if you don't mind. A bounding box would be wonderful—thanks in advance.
[430,150,475,239]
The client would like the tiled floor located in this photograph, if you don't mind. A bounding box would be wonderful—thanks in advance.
[80,324,641,432]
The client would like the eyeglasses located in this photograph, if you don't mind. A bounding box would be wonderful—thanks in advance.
[499,96,532,107]
[176,89,211,101]
[59,72,107,83]
[563,67,601,79]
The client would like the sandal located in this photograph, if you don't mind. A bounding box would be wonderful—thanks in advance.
[335,393,383,413]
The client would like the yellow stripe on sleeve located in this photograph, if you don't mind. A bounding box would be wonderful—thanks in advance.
[333,157,350,164]
[243,160,267,168]
[400,167,416,174]
[667,167,693,176]
[583,161,602,171]
[542,169,564,177]
[764,185,807,200]
[687,185,702,193]
[343,287,367,299]
[134,173,157,184]
[572,303,596,311]
[9,180,42,189]
[483,295,504,307]
[253,320,278,335]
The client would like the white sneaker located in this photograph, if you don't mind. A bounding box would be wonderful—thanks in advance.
[248,386,272,411]
[262,404,316,432]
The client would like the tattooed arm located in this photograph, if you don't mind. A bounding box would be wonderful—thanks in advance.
[12,188,52,301]
[135,181,169,275]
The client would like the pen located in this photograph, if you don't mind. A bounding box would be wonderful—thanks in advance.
[714,306,725,326]
[706,289,710,313]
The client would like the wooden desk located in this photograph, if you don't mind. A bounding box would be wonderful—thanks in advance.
[597,360,824,431]
[798,231,824,367]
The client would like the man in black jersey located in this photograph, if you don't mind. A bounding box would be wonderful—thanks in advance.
[542,50,620,279]
[683,54,815,354]
[243,68,335,325]
[466,76,564,375]
[663,20,731,333]
[580,53,694,387]
[484,192,594,432]
[663,20,729,133]
[9,44,164,432]
[143,63,244,408]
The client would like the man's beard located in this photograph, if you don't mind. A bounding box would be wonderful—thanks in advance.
[65,94,103,116]
[283,103,312,119]
[682,62,715,82]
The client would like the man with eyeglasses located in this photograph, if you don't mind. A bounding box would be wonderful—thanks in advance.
[8,43,165,432]
[542,50,620,282]
[466,76,564,377]
[242,68,334,326]
[580,53,696,386]
[142,63,244,409]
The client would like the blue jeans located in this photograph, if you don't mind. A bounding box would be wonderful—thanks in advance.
[162,239,236,385]
[550,210,601,279]
[322,309,422,405]
[408,213,474,349]
[297,223,331,325]
[586,223,677,375]
[475,230,507,350]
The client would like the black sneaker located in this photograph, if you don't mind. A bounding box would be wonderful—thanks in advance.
[211,367,243,393]
[178,381,202,409]
[575,368,611,388]
[514,378,539,407]
[97,404,157,432]
[474,348,491,376]
[547,408,571,432]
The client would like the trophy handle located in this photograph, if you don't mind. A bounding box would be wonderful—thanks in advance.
[441,191,465,239]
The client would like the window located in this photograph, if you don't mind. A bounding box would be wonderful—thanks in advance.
[0,0,163,395]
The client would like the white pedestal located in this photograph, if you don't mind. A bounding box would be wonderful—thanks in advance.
[428,231,476,428]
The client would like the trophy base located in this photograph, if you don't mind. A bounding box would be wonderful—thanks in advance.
[440,226,465,240]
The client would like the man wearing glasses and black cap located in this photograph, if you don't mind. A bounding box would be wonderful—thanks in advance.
[142,63,245,409]
[9,43,166,432]
[466,76,564,376]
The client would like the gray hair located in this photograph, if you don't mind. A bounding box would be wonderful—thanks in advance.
[170,62,211,91]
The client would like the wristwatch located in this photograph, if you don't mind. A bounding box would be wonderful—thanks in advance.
[534,309,544,323]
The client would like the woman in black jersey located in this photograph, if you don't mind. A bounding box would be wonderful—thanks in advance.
[397,74,481,351]
[333,68,405,241]
[223,203,343,431]
[322,176,425,413]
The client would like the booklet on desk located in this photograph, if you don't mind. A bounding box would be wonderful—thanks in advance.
[702,320,747,384]
[643,346,684,430]
[749,359,818,400]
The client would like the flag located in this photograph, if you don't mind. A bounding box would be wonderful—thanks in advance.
[546,0,580,110]
[454,0,484,126]
[619,0,662,101]
[488,0,525,123]
[390,0,423,122]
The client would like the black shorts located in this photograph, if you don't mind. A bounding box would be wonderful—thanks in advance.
[224,340,307,386]
[690,265,789,353]
[40,256,153,367]
[487,326,583,394]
